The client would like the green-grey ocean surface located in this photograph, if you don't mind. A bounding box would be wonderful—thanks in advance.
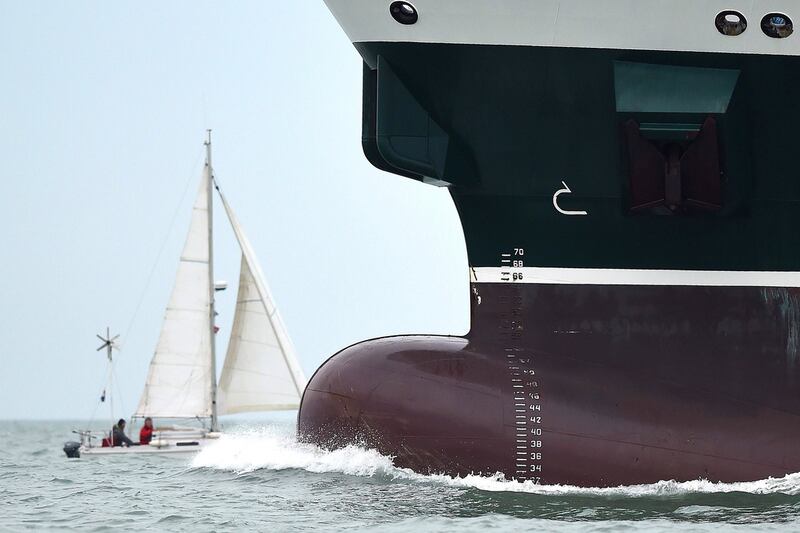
[3,419,800,532]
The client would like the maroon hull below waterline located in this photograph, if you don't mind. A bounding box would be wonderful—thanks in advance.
[299,282,800,486]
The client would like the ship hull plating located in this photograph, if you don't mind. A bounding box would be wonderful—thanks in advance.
[301,12,800,483]
[300,282,800,486]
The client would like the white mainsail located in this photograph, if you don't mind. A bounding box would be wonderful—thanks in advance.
[217,191,307,414]
[132,138,305,423]
[134,166,213,419]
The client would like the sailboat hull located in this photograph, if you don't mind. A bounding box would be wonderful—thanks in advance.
[76,441,211,457]
[67,430,220,458]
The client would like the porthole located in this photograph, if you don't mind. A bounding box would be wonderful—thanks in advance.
[390,2,418,25]
[761,13,793,38]
[715,11,747,36]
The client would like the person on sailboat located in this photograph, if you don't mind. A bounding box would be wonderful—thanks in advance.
[139,417,155,445]
[111,419,135,447]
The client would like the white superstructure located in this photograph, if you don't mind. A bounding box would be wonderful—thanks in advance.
[325,0,800,56]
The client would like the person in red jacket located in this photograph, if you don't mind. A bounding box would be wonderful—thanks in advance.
[139,417,155,445]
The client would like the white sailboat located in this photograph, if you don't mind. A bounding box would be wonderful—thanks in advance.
[65,132,305,457]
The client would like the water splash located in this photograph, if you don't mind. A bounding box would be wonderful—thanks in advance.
[191,425,394,477]
[192,426,800,497]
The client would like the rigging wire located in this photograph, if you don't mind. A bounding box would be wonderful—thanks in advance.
[86,359,114,438]
[85,364,109,431]
[121,145,206,346]
[79,143,206,440]
[111,364,127,421]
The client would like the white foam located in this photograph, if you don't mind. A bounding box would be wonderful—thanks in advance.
[191,425,397,477]
[191,426,800,497]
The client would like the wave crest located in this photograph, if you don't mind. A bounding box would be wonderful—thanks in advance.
[191,426,800,497]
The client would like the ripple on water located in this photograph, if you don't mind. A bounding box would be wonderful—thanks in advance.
[4,420,800,531]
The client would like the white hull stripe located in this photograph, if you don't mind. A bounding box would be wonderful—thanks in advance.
[470,267,800,288]
[325,0,800,57]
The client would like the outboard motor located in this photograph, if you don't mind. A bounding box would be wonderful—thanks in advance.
[63,441,81,458]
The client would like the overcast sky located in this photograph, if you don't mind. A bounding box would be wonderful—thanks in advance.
[0,2,468,420]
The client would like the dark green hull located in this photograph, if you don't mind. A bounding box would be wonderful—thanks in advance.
[359,43,800,270]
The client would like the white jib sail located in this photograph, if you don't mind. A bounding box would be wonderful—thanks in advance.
[217,191,307,414]
[134,166,213,419]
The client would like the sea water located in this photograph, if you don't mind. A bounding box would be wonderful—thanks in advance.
[3,418,800,531]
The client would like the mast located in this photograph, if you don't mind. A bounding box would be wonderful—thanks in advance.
[205,130,219,432]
